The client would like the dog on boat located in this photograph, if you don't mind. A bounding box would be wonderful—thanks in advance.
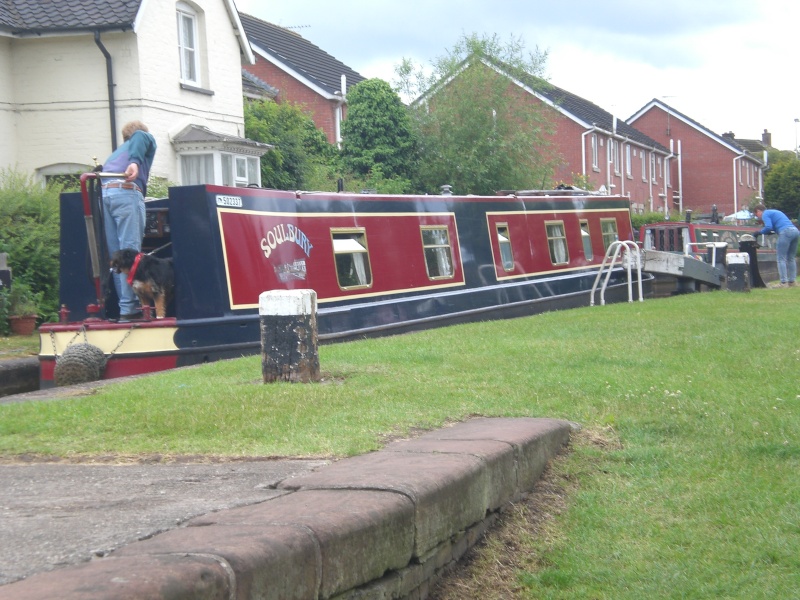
[110,248,174,318]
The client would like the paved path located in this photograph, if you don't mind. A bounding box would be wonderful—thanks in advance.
[0,458,329,586]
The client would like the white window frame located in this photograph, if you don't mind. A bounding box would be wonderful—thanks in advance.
[176,3,199,85]
[641,150,647,181]
[591,133,599,170]
[179,151,261,187]
[625,144,632,178]
[650,153,657,183]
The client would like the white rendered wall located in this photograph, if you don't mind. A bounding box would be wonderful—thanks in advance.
[1,0,247,184]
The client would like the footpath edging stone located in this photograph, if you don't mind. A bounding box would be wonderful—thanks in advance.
[0,417,572,600]
[0,357,38,398]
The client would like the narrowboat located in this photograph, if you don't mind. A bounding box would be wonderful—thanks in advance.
[38,177,651,387]
[639,220,779,287]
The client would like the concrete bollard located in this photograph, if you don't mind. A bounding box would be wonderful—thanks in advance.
[260,289,321,383]
[725,252,750,292]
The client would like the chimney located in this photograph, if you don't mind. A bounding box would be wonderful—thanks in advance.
[722,131,735,140]
[762,129,772,147]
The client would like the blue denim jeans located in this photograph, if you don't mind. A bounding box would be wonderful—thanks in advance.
[103,187,146,315]
[776,226,799,284]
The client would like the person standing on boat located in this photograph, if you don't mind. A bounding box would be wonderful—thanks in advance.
[753,204,799,287]
[101,121,157,319]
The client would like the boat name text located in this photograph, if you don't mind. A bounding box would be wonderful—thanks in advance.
[261,224,313,259]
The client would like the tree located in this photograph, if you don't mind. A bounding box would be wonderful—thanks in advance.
[396,33,557,196]
[244,100,335,190]
[340,79,418,187]
[763,159,800,220]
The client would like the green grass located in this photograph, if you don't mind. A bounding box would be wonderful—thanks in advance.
[2,289,799,598]
[0,333,39,359]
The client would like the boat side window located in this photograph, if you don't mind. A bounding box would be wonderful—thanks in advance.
[600,218,619,250]
[579,219,593,260]
[331,229,372,289]
[545,221,569,265]
[696,230,708,244]
[495,224,514,271]
[421,226,454,279]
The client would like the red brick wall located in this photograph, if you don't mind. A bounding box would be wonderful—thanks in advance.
[244,58,342,144]
[631,106,763,216]
[536,99,668,212]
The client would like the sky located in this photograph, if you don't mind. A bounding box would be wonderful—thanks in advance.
[235,0,800,152]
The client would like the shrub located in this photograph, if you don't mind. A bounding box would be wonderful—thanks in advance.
[0,168,61,321]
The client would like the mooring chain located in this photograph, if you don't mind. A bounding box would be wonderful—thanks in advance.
[50,323,136,360]
[50,326,88,359]
[108,324,137,357]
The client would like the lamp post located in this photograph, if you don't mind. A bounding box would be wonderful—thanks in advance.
[795,118,799,159]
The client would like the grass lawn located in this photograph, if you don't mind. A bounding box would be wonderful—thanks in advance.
[0,333,39,359]
[1,288,798,598]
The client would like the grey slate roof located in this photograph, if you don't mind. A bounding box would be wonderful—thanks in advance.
[0,0,141,34]
[628,99,764,164]
[240,13,365,97]
[534,81,668,153]
[423,54,668,154]
[242,69,279,99]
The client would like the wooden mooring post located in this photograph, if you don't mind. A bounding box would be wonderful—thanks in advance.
[260,289,321,383]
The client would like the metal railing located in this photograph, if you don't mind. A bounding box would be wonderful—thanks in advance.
[590,240,644,306]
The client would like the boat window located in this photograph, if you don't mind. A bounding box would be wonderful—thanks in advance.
[545,221,569,265]
[421,226,454,279]
[696,230,708,243]
[496,224,514,271]
[580,220,593,260]
[331,229,372,289]
[600,219,619,250]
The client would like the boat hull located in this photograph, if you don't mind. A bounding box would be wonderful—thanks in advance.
[40,183,649,387]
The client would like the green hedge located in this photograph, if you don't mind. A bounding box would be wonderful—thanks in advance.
[0,169,61,324]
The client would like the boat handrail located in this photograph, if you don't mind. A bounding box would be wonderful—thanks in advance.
[684,241,727,267]
[590,241,643,306]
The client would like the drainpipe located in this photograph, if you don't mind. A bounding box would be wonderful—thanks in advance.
[334,74,347,148]
[732,153,745,214]
[663,140,674,212]
[581,129,590,177]
[677,140,683,214]
[94,31,118,151]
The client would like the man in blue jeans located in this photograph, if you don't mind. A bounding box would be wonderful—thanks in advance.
[102,121,157,319]
[753,204,799,287]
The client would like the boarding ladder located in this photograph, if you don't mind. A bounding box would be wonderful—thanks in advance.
[590,240,644,306]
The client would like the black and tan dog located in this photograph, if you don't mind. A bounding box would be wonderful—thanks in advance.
[110,248,174,318]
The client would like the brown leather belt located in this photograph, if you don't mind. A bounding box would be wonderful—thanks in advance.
[103,181,141,193]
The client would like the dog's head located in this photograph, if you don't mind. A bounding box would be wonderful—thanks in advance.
[110,248,141,274]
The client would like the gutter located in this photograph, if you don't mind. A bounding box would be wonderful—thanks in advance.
[94,31,118,151]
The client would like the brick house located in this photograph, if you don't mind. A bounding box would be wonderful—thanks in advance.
[0,0,269,187]
[418,57,672,213]
[534,81,672,215]
[239,14,366,145]
[628,99,766,218]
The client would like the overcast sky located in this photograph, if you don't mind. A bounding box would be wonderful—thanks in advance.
[235,0,800,151]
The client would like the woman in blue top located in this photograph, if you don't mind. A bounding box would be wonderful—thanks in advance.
[753,204,799,287]
[102,121,157,319]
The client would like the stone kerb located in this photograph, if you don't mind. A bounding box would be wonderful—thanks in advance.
[0,418,572,600]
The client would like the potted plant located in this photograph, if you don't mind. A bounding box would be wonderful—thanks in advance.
[5,281,41,336]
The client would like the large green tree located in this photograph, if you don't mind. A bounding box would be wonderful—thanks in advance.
[340,79,418,187]
[244,99,334,190]
[763,159,800,220]
[396,33,557,196]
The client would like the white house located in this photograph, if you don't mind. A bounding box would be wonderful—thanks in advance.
[0,0,269,188]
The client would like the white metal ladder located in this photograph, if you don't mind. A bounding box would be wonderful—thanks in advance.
[590,240,644,306]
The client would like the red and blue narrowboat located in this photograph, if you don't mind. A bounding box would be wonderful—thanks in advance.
[639,220,778,285]
[38,178,650,387]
